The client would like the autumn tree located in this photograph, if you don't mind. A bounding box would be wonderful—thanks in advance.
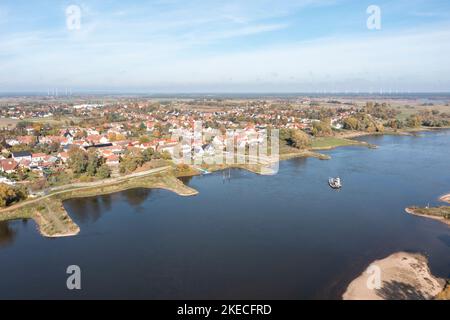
[406,115,422,128]
[119,150,145,174]
[281,129,311,149]
[290,130,311,149]
[142,148,155,162]
[67,147,88,174]
[343,117,359,130]
[160,151,172,160]
[0,184,28,207]
[312,119,333,137]
[139,136,150,144]
[86,149,102,176]
[96,164,111,179]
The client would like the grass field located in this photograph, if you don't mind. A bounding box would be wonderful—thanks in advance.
[311,137,369,149]
[395,104,450,121]
[0,116,83,128]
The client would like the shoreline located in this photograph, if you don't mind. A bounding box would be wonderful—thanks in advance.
[0,173,198,238]
[405,192,450,227]
[405,207,450,227]
[0,148,327,237]
[343,252,445,300]
[439,193,450,203]
[339,126,450,140]
[2,128,448,238]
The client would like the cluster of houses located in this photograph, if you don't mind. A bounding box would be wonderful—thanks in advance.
[0,121,272,178]
[0,151,58,173]
[170,124,268,161]
[0,138,177,176]
[0,99,361,181]
[0,104,67,124]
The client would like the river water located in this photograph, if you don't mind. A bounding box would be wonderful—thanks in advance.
[1,131,449,299]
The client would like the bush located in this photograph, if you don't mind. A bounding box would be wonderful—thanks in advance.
[96,164,111,179]
[0,184,28,207]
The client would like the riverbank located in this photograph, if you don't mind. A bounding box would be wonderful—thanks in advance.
[343,252,445,300]
[406,193,450,227]
[405,207,450,226]
[440,193,450,203]
[202,150,332,176]
[339,126,450,139]
[0,134,368,236]
[310,136,375,150]
[2,129,443,237]
[0,173,198,238]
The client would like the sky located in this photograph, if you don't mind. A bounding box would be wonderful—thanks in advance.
[1,0,450,93]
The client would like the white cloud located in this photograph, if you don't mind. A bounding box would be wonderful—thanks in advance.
[181,23,289,44]
[0,1,449,92]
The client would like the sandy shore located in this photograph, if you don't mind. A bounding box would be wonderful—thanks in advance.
[343,252,445,300]
[439,194,450,204]
[338,131,381,139]
[338,127,450,139]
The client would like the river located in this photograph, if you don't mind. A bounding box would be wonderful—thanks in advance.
[0,131,449,299]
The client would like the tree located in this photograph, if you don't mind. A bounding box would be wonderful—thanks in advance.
[375,122,385,133]
[281,129,311,149]
[10,144,32,153]
[107,132,117,142]
[142,148,155,162]
[86,150,101,176]
[32,123,43,135]
[152,130,161,138]
[139,122,147,132]
[49,141,61,153]
[139,136,150,144]
[312,119,332,137]
[96,164,111,179]
[407,115,422,128]
[0,184,27,207]
[15,121,32,135]
[67,147,88,174]
[386,119,404,130]
[14,185,28,201]
[160,151,172,160]
[343,117,359,130]
[290,130,311,149]
[119,151,145,174]
[0,184,17,207]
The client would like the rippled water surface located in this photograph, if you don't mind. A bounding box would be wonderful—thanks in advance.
[1,131,449,299]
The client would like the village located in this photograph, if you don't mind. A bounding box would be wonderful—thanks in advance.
[0,95,448,201]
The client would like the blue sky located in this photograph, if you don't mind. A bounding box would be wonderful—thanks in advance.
[1,0,450,92]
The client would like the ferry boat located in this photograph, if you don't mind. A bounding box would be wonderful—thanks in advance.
[328,177,342,189]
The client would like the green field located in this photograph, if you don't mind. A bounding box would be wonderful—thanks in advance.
[311,137,367,149]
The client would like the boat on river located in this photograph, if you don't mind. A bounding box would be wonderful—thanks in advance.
[329,177,342,189]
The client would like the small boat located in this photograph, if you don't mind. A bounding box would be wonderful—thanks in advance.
[328,177,342,189]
